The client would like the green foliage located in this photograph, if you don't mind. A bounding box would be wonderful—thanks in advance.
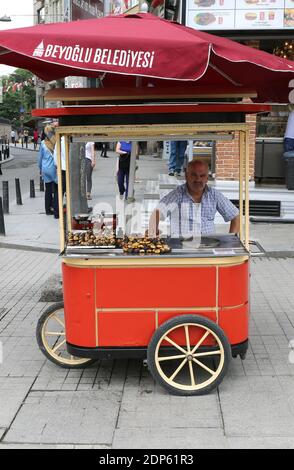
[0,68,36,127]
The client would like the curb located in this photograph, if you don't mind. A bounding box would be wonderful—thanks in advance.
[0,242,59,254]
[9,145,38,153]
[0,156,14,165]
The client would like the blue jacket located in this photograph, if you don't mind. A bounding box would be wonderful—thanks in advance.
[38,141,58,184]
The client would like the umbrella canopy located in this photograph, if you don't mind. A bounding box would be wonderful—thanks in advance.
[0,13,293,102]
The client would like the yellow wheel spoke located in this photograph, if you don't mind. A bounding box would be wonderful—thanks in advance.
[52,339,66,353]
[46,332,65,336]
[169,358,187,381]
[188,361,196,387]
[158,354,187,362]
[192,358,215,376]
[52,314,65,328]
[184,325,191,353]
[191,330,210,355]
[163,335,187,354]
[194,350,221,358]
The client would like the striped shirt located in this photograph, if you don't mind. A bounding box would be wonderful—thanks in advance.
[158,184,239,237]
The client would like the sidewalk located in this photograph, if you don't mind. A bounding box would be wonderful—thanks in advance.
[0,249,294,448]
[10,142,38,152]
[1,150,294,254]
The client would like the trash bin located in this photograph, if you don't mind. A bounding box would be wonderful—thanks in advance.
[283,151,294,190]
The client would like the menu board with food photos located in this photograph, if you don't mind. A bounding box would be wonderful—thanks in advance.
[186,0,294,29]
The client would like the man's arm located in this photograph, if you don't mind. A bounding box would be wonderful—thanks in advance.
[229,215,240,234]
[148,209,162,237]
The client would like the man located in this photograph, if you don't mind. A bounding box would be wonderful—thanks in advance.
[10,129,16,145]
[149,160,239,238]
[168,140,187,177]
[284,104,294,152]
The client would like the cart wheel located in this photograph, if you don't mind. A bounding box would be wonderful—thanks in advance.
[36,302,96,368]
[147,315,231,396]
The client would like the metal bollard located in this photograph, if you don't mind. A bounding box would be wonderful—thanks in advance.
[2,181,9,214]
[30,179,35,198]
[40,176,44,192]
[15,178,23,205]
[0,197,5,236]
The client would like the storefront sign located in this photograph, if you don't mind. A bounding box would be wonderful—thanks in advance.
[186,0,294,30]
[71,0,103,20]
[65,76,88,88]
[109,0,139,15]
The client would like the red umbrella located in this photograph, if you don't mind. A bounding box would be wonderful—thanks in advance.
[0,13,293,102]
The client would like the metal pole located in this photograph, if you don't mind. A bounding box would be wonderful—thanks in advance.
[127,142,138,202]
[2,181,9,214]
[0,197,5,235]
[15,178,23,205]
[30,179,35,198]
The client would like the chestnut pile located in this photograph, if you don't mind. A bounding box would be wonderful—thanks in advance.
[67,231,116,247]
[120,236,171,255]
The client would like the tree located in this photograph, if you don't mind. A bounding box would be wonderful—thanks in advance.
[0,69,36,127]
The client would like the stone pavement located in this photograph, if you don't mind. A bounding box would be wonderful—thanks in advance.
[0,247,294,448]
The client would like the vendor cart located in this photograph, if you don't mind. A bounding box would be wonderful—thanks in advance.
[34,95,270,396]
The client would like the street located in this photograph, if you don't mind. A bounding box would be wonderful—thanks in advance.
[0,248,294,448]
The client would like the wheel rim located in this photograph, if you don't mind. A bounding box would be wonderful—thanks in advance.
[41,307,91,366]
[154,322,225,392]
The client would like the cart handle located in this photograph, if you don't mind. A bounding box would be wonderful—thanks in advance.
[249,239,266,257]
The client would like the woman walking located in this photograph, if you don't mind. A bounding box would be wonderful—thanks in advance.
[38,125,59,218]
[85,141,96,199]
[116,141,132,199]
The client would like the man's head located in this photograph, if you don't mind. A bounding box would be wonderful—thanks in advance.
[185,160,209,195]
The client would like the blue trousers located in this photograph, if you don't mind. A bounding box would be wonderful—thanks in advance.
[117,168,129,197]
[169,141,187,173]
[284,138,294,152]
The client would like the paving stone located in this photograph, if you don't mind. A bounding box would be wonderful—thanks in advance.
[219,376,294,437]
[4,391,121,445]
[118,378,222,429]
[227,437,294,449]
[113,428,227,449]
[0,377,35,428]
[0,428,6,441]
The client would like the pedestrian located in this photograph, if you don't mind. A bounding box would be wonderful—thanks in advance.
[85,141,96,200]
[19,130,23,147]
[284,104,294,152]
[53,135,66,198]
[168,140,188,177]
[23,129,29,149]
[100,142,109,158]
[38,125,59,218]
[10,129,16,145]
[33,128,39,150]
[116,140,131,199]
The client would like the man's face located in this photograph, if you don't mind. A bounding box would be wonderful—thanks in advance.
[185,162,209,193]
